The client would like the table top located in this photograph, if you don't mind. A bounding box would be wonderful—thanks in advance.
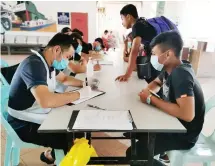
[38,50,186,133]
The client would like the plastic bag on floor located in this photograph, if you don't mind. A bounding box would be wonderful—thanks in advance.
[60,138,102,166]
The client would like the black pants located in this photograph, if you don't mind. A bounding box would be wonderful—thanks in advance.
[126,133,195,166]
[14,122,84,157]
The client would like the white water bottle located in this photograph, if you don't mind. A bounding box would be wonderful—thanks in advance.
[86,57,94,78]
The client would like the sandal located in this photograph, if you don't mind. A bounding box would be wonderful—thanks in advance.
[40,150,55,164]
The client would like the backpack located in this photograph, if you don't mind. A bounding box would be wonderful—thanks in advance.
[136,16,178,82]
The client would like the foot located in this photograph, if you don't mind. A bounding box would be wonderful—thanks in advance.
[159,154,170,165]
[40,150,55,164]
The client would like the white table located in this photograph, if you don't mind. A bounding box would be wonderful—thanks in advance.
[39,50,185,133]
[38,50,186,165]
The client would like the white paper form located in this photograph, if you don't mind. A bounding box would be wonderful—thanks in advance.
[73,110,133,130]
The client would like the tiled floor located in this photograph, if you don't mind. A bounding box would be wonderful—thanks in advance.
[1,53,215,166]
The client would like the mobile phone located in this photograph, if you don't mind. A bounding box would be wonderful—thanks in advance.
[149,90,161,99]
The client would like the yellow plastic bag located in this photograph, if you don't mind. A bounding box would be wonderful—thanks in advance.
[60,138,102,166]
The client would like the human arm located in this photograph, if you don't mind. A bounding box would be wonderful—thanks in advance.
[139,69,195,122]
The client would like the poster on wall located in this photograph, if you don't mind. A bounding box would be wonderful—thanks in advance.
[71,12,88,42]
[0,1,57,33]
[57,12,70,25]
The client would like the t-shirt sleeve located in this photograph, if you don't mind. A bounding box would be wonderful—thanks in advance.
[132,22,145,39]
[171,68,194,99]
[21,60,47,89]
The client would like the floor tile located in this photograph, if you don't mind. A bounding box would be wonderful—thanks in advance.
[21,148,47,166]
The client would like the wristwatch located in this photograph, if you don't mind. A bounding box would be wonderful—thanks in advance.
[146,94,152,105]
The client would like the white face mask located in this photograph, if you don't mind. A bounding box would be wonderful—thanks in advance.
[150,56,164,71]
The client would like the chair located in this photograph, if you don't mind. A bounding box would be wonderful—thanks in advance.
[0,73,65,166]
[0,59,9,68]
[167,95,215,166]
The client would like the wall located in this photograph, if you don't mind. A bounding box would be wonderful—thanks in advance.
[4,1,97,43]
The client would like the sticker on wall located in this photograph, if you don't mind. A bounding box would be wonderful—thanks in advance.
[57,12,70,25]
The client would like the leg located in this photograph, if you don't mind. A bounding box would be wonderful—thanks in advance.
[15,122,69,164]
[126,133,193,166]
[148,133,156,166]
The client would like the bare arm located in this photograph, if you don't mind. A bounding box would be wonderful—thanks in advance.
[126,37,141,76]
[56,71,83,87]
[151,96,195,122]
[68,61,87,74]
[31,85,80,108]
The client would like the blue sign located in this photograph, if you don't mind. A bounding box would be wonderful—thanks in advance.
[58,12,70,25]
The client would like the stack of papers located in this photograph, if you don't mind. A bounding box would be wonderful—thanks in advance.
[73,110,133,130]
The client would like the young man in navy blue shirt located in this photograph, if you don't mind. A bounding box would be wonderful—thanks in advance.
[7,33,92,164]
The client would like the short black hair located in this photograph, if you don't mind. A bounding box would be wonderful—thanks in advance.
[104,30,108,34]
[69,32,83,49]
[72,28,83,37]
[120,4,138,19]
[47,33,78,51]
[150,31,183,58]
[61,27,71,34]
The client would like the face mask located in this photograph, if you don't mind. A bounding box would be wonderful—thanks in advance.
[127,42,132,48]
[150,56,164,71]
[95,45,101,51]
[75,44,83,54]
[52,53,69,70]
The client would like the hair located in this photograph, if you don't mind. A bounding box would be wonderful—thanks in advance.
[120,4,138,19]
[72,28,83,37]
[61,27,71,34]
[47,33,78,51]
[150,31,183,58]
[69,32,83,44]
[104,30,108,34]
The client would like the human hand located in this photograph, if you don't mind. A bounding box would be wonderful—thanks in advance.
[138,89,151,104]
[115,74,130,82]
[77,86,92,99]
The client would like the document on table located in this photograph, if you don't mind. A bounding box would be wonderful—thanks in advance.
[71,90,105,105]
[98,60,113,65]
[65,86,80,92]
[72,110,133,130]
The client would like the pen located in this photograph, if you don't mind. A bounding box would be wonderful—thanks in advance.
[87,104,106,110]
[85,77,88,86]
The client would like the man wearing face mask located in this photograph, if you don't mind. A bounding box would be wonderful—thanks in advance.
[6,33,92,164]
[126,31,205,166]
[55,32,101,89]
[93,38,105,52]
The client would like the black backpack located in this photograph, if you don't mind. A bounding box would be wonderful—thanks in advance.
[136,16,178,83]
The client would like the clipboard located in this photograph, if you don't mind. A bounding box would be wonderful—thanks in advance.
[66,90,106,106]
[67,110,136,132]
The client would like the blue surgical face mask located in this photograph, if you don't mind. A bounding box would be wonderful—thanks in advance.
[52,53,69,70]
[75,44,83,54]
[95,45,101,51]
[127,42,132,48]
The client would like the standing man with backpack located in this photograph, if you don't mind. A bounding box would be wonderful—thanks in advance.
[116,4,178,83]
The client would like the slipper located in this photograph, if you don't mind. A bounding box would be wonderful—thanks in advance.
[40,150,55,165]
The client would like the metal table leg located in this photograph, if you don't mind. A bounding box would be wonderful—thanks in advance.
[7,46,11,55]
[148,133,156,166]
